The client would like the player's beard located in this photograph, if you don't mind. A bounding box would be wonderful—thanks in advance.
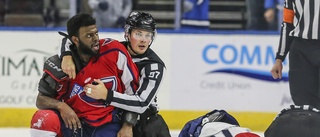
[78,39,99,56]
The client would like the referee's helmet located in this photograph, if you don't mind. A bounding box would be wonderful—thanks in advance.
[125,11,156,33]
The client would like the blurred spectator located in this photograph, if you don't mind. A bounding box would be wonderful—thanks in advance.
[80,0,92,14]
[43,0,60,27]
[181,0,210,30]
[5,0,44,14]
[132,0,139,11]
[88,0,132,28]
[0,0,4,25]
[3,0,45,27]
[264,0,283,31]
[246,0,267,30]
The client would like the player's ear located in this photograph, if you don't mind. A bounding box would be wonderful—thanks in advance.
[71,36,79,45]
[124,32,130,41]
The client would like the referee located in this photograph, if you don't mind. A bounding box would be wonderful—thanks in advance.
[270,0,320,109]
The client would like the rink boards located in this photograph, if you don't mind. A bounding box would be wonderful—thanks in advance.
[0,29,289,132]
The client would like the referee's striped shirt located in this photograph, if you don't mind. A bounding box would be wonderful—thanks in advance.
[276,0,320,61]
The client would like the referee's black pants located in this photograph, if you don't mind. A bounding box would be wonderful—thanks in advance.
[289,38,320,109]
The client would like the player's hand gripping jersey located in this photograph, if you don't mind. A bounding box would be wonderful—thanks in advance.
[39,38,139,127]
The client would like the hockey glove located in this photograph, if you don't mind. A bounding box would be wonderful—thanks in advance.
[58,31,73,58]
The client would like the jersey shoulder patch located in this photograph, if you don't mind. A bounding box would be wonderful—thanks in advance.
[43,55,68,82]
[100,38,115,46]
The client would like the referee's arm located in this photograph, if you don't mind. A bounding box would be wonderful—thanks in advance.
[276,1,294,62]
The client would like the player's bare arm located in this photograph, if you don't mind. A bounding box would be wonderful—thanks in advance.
[36,93,81,130]
[36,92,64,110]
[117,122,133,137]
[61,55,76,79]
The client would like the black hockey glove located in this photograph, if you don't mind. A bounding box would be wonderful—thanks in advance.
[58,31,73,58]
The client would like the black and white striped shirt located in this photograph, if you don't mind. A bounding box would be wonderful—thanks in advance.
[59,39,166,114]
[108,43,166,113]
[276,0,320,61]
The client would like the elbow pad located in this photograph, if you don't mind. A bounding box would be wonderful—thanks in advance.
[38,55,67,97]
[38,73,58,97]
[43,55,68,81]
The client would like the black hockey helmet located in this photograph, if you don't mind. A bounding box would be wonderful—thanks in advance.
[124,11,157,55]
[265,105,320,137]
[125,11,156,32]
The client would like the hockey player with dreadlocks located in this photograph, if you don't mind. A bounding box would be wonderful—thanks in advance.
[59,11,171,137]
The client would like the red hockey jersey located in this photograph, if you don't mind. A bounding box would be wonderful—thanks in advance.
[52,38,139,127]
